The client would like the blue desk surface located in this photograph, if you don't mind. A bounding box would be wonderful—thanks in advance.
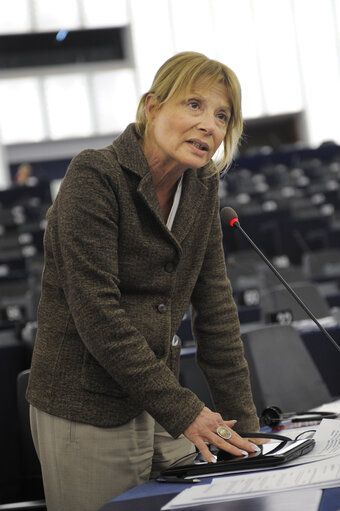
[98,478,340,510]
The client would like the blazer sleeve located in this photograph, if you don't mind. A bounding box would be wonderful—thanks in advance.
[50,150,204,438]
[190,191,260,434]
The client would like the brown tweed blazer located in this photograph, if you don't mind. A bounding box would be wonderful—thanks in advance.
[27,124,259,438]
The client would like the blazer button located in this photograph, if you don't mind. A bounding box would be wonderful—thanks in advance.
[157,303,167,314]
[164,262,175,273]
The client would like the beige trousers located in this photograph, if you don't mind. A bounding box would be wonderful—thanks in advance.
[29,406,194,511]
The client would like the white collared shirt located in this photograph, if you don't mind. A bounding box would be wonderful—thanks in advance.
[166,175,183,231]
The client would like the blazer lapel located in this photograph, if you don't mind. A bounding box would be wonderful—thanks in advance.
[171,169,209,245]
[137,172,164,227]
[112,124,167,230]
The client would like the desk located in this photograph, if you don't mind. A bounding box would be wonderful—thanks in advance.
[98,480,340,510]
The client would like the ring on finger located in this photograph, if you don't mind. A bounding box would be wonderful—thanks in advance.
[216,426,232,440]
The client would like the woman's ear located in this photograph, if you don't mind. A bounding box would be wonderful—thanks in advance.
[144,93,159,121]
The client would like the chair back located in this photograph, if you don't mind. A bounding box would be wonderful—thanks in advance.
[241,324,332,415]
[260,282,331,324]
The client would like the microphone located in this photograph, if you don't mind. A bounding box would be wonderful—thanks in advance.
[220,206,340,354]
[260,405,338,428]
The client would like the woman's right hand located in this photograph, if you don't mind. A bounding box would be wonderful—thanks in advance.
[183,406,259,463]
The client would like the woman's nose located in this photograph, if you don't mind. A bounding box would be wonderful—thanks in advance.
[198,111,215,134]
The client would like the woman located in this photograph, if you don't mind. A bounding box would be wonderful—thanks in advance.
[27,51,260,511]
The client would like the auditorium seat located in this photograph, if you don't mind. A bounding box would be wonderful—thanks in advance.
[277,213,332,263]
[0,181,51,211]
[0,256,27,280]
[258,264,309,290]
[260,282,337,327]
[0,278,31,329]
[227,249,266,269]
[302,248,340,282]
[226,252,262,308]
[241,324,333,416]
[222,206,291,257]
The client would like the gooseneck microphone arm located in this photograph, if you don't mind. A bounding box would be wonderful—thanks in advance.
[220,206,340,354]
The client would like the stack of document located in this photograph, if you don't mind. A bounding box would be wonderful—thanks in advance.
[162,418,340,509]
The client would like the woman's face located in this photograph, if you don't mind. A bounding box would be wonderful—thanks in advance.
[144,81,231,172]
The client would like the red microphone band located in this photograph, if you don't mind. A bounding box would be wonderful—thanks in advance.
[230,217,239,227]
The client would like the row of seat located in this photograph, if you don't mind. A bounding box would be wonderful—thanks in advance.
[223,158,340,198]
[226,248,340,309]
[221,202,340,264]
[220,142,340,263]
[0,184,48,505]
[229,139,340,175]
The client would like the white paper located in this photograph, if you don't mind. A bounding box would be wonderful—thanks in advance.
[312,419,340,456]
[282,418,340,467]
[162,457,340,508]
[162,489,323,511]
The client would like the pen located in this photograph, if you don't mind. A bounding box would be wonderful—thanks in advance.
[157,476,201,484]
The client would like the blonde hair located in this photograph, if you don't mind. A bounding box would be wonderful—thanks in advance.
[135,51,243,175]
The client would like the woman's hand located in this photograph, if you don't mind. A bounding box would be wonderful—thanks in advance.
[184,407,260,463]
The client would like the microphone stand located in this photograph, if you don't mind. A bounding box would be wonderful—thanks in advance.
[231,219,340,354]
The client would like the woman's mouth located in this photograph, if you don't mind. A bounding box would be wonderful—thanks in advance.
[187,140,209,152]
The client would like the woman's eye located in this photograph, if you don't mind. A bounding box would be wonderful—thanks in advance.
[218,113,228,122]
[189,101,200,110]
